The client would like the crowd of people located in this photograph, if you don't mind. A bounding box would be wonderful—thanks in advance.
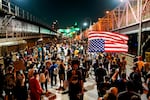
[0,39,149,100]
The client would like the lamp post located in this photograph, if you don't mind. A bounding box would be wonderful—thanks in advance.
[83,17,92,30]
[80,22,87,39]
[137,0,142,56]
[106,11,110,31]
[80,18,92,39]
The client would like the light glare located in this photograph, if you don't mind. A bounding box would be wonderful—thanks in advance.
[83,22,88,26]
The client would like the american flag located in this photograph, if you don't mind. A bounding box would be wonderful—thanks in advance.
[88,31,128,52]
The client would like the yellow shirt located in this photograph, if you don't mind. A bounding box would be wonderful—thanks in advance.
[74,50,79,56]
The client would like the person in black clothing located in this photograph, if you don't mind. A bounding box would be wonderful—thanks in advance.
[116,73,127,93]
[14,72,28,100]
[129,64,140,81]
[67,59,84,100]
[93,59,99,74]
[95,63,107,97]
[129,64,143,94]
[38,61,45,73]
[0,64,4,100]
[67,48,71,57]
[3,52,12,70]
[98,76,111,97]
[82,56,88,82]
[146,73,150,99]
[103,57,109,71]
[133,56,138,64]
[41,46,45,62]
[58,60,65,90]
[117,80,141,100]
[110,61,118,78]
[132,72,143,94]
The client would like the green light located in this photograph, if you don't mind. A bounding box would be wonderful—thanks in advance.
[58,25,80,38]
[74,28,80,31]
[74,22,78,26]
[66,29,70,33]
[58,29,65,33]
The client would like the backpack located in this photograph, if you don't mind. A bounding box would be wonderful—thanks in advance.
[61,47,64,53]
[53,67,58,75]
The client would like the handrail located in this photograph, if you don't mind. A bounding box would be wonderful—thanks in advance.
[0,0,51,29]
[121,53,135,58]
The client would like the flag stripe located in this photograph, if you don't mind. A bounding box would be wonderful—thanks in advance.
[105,41,127,44]
[88,31,128,52]
[88,37,127,44]
[88,31,128,40]
[88,40,127,44]
[88,34,126,41]
[105,43,128,48]
[105,48,128,52]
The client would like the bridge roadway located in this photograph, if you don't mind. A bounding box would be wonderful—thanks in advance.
[40,64,148,100]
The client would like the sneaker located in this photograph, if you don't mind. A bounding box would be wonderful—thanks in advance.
[62,90,69,94]
[56,87,61,90]
[84,88,87,92]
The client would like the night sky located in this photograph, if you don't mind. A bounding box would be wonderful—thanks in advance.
[12,0,120,28]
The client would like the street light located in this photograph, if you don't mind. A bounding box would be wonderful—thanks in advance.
[80,18,92,39]
[83,22,88,27]
[105,10,110,31]
[83,18,92,30]
[106,11,110,14]
[120,0,126,2]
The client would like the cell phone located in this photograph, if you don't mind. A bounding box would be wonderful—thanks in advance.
[20,70,23,74]
[116,68,119,72]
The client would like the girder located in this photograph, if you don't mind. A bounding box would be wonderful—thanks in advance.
[94,0,150,33]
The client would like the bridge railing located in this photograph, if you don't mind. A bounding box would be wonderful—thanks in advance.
[0,0,50,29]
[97,0,150,32]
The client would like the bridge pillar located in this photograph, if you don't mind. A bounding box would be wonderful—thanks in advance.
[8,2,11,14]
[15,6,19,16]
[0,0,2,10]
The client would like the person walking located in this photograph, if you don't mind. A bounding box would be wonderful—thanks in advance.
[0,64,4,100]
[29,72,43,100]
[67,59,84,100]
[39,67,49,92]
[49,61,58,87]
[95,63,107,97]
[58,60,65,90]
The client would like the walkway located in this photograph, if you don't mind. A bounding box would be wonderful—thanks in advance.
[41,64,148,100]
